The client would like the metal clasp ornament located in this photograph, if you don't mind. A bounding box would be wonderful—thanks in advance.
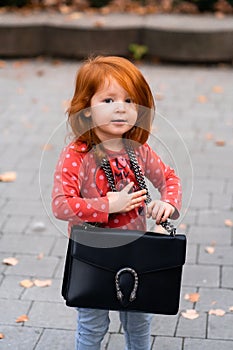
[115,267,138,304]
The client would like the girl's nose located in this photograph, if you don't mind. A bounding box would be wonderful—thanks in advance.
[115,102,126,112]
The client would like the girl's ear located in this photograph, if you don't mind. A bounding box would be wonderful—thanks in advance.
[83,108,91,118]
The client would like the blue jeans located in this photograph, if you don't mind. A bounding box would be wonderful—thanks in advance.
[75,308,153,350]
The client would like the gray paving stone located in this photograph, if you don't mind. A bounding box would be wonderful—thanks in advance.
[152,336,183,350]
[150,314,178,337]
[195,287,233,312]
[27,301,76,329]
[185,244,198,264]
[35,328,75,350]
[106,333,125,350]
[0,299,31,325]
[210,194,233,210]
[184,338,233,350]
[0,275,24,300]
[4,255,59,277]
[222,266,233,288]
[193,179,225,194]
[182,264,220,287]
[189,193,210,209]
[176,312,207,338]
[0,325,42,350]
[1,214,31,234]
[1,199,44,216]
[54,258,66,279]
[0,234,55,255]
[51,236,69,257]
[198,210,233,227]
[188,226,231,245]
[109,311,121,333]
[198,246,233,266]
[208,314,233,340]
[179,286,199,310]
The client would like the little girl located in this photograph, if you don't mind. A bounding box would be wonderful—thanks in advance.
[52,56,182,350]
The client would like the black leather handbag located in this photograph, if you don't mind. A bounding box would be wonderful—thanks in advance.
[62,223,186,315]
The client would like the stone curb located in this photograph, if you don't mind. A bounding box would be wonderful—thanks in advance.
[0,12,233,62]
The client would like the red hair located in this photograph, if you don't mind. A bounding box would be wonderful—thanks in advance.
[68,56,155,151]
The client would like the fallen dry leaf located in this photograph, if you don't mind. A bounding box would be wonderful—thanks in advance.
[41,143,53,151]
[224,219,233,227]
[2,257,19,266]
[37,252,44,260]
[93,20,105,27]
[155,92,164,101]
[229,306,233,312]
[212,85,224,93]
[197,95,207,103]
[20,279,34,288]
[59,5,71,14]
[205,132,214,140]
[0,333,4,339]
[0,171,17,182]
[184,293,200,303]
[209,309,226,316]
[181,309,199,320]
[33,279,52,288]
[68,12,83,20]
[205,246,215,254]
[16,314,29,323]
[215,140,226,146]
[0,60,6,68]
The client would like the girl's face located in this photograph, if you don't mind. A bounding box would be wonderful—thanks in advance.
[89,78,137,144]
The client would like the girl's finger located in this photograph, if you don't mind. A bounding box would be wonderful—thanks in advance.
[122,182,134,193]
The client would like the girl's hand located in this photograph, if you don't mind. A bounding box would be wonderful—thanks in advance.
[146,200,175,224]
[107,182,147,214]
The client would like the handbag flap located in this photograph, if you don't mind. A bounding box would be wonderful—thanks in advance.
[70,226,186,274]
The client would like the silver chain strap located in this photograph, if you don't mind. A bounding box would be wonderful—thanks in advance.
[100,144,176,236]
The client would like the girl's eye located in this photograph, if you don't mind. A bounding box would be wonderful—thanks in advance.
[104,98,113,103]
[125,98,132,103]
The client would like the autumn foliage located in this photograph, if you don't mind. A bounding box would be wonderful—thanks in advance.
[0,0,232,14]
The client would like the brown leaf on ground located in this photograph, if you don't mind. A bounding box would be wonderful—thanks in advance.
[0,171,17,182]
[212,85,224,93]
[184,293,200,303]
[37,252,44,260]
[215,140,226,146]
[197,95,207,103]
[155,92,164,100]
[33,279,52,287]
[41,143,53,151]
[224,219,233,227]
[20,279,34,288]
[93,20,106,27]
[209,309,226,316]
[15,314,29,323]
[0,333,5,339]
[181,309,199,320]
[2,257,19,266]
[205,246,215,254]
[229,306,233,312]
[205,132,214,140]
[0,60,6,68]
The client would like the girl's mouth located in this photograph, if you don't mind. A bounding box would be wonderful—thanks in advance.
[111,119,127,123]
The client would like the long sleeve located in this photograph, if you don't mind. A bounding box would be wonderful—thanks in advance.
[51,143,109,225]
[137,144,182,219]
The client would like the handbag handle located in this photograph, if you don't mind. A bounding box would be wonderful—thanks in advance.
[100,144,176,236]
